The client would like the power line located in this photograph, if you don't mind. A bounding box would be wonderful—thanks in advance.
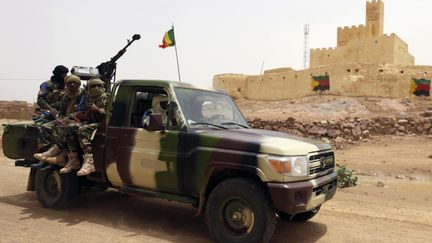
[0,78,46,80]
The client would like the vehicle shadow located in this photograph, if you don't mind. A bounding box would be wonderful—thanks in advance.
[0,191,327,242]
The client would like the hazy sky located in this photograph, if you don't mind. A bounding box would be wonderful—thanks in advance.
[0,0,431,102]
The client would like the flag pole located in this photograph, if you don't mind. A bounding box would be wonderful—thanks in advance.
[172,24,182,82]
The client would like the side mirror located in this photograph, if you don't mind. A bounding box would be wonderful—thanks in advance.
[146,113,165,132]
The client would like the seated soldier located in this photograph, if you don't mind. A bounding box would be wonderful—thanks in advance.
[142,94,168,128]
[33,75,84,168]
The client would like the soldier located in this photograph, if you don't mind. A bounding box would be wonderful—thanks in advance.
[33,75,85,165]
[58,78,110,175]
[36,65,69,118]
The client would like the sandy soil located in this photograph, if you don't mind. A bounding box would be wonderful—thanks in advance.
[1,135,431,243]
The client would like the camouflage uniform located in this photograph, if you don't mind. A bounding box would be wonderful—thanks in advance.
[40,75,84,146]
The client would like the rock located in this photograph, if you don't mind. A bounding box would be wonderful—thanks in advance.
[362,130,370,137]
[352,126,362,139]
[408,175,419,181]
[423,123,432,130]
[286,117,296,124]
[263,125,272,130]
[376,181,385,187]
[422,110,432,117]
[327,129,342,138]
[342,123,356,129]
[398,119,409,125]
[308,126,328,136]
[395,175,406,179]
[398,126,406,132]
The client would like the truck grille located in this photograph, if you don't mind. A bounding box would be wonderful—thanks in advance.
[308,151,335,177]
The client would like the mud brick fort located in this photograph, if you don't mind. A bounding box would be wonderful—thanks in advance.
[213,0,432,100]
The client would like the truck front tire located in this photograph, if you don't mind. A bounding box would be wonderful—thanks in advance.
[35,169,79,209]
[205,178,276,243]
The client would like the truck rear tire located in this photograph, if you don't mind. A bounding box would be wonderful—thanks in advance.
[35,169,79,209]
[277,206,321,222]
[205,178,276,243]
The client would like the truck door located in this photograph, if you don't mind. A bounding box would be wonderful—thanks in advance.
[105,85,183,194]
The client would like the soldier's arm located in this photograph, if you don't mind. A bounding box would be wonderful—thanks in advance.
[36,83,53,110]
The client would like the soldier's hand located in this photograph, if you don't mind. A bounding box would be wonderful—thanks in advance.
[75,112,88,122]
[53,118,66,126]
[89,103,100,113]
[49,108,58,117]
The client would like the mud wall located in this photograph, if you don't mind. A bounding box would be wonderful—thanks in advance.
[213,64,432,101]
[0,101,34,119]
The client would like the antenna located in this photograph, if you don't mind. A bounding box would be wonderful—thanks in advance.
[303,24,310,69]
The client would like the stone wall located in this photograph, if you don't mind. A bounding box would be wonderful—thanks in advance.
[0,101,34,119]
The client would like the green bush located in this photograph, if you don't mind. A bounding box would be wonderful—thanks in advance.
[336,164,358,188]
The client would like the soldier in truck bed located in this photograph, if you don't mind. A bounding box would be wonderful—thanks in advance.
[60,78,110,175]
[36,65,69,118]
[33,75,85,166]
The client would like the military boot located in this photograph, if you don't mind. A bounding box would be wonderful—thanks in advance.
[76,154,95,176]
[33,144,61,162]
[45,151,67,167]
[59,152,81,174]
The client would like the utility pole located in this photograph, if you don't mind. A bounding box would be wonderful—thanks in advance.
[303,24,310,69]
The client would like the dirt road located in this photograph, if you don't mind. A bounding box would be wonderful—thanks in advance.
[1,135,431,242]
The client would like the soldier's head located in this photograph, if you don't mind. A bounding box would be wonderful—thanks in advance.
[52,65,69,79]
[151,95,169,114]
[88,78,105,98]
[64,75,81,93]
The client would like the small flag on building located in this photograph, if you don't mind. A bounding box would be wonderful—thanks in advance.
[311,75,330,91]
[410,78,430,96]
[159,28,176,49]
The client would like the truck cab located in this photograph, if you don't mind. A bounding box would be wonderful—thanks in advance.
[2,79,337,243]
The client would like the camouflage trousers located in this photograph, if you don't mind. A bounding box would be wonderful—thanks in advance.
[64,122,99,154]
[40,120,64,145]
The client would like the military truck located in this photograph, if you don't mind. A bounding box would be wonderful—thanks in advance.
[2,79,337,243]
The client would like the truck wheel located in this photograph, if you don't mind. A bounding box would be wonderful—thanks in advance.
[277,206,321,222]
[205,178,276,243]
[35,169,79,209]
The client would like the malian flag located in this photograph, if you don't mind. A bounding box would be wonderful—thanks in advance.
[159,28,176,49]
[410,78,430,96]
[311,75,330,91]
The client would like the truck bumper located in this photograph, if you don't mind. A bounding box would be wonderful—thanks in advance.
[267,172,337,215]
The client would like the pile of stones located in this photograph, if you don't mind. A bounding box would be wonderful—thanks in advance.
[248,107,432,149]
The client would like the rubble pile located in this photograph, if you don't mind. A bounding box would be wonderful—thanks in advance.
[249,107,432,149]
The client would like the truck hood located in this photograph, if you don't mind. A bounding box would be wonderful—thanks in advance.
[196,128,332,155]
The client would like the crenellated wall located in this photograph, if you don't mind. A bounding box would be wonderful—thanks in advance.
[310,0,413,68]
[311,34,414,67]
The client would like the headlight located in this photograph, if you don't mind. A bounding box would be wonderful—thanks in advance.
[267,155,308,177]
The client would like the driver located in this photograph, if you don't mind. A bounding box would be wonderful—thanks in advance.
[142,94,169,128]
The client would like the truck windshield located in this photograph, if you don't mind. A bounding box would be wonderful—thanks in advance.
[174,87,249,129]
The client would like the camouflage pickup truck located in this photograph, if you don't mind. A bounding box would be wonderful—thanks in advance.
[2,80,337,243]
